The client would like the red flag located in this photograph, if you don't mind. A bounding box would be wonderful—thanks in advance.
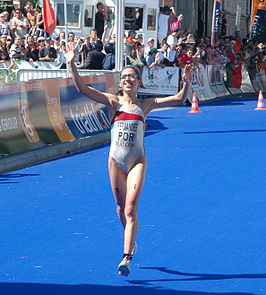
[43,0,56,34]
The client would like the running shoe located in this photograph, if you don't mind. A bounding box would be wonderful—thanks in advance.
[118,255,131,276]
[131,242,137,256]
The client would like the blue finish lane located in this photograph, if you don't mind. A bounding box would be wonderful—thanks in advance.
[0,96,265,295]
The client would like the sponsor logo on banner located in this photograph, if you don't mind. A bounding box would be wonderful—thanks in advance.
[59,75,114,139]
[141,67,179,95]
[191,64,216,101]
[18,98,40,143]
[45,79,75,142]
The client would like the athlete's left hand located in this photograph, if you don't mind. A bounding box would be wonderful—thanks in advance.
[182,64,193,84]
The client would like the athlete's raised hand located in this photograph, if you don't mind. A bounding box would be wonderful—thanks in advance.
[65,42,76,64]
[182,64,193,84]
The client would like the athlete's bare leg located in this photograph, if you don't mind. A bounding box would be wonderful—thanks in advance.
[123,156,146,254]
[108,156,147,254]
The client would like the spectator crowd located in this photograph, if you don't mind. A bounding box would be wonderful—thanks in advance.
[0,1,265,82]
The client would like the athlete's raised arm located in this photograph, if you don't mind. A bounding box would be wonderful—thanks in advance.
[142,64,193,116]
[66,43,118,109]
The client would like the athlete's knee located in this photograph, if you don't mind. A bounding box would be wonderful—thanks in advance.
[124,204,137,221]
[116,203,125,216]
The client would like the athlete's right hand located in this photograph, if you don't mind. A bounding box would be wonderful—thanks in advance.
[65,43,75,64]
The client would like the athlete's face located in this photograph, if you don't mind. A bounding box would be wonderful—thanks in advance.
[119,68,140,92]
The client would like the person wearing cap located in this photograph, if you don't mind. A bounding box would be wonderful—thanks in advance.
[144,38,155,57]
[158,5,171,46]
[39,38,57,62]
[10,8,29,38]
[142,47,160,70]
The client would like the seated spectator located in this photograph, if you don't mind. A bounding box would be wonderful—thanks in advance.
[9,35,25,59]
[102,42,115,70]
[10,8,29,38]
[25,35,39,61]
[36,36,45,50]
[0,50,14,68]
[1,35,9,56]
[79,40,105,70]
[39,38,57,61]
[144,38,155,57]
[6,35,12,55]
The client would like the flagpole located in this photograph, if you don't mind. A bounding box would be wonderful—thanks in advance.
[63,0,69,76]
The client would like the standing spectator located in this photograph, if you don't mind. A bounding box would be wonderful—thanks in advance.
[10,8,29,38]
[126,29,137,57]
[10,35,25,59]
[179,47,193,67]
[0,50,14,68]
[0,13,10,36]
[39,37,57,61]
[79,40,105,70]
[171,13,184,33]
[67,32,80,63]
[102,42,115,70]
[143,47,159,69]
[10,1,23,20]
[25,2,38,35]
[25,35,39,61]
[56,39,67,69]
[79,35,91,65]
[155,42,168,67]
[95,2,108,39]
[89,28,98,43]
[157,6,171,46]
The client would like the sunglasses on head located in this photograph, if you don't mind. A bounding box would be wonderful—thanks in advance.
[120,73,138,80]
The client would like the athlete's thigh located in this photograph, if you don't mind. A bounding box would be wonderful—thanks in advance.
[126,156,147,206]
[108,156,127,206]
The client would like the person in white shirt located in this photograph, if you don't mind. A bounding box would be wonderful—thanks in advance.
[10,8,29,38]
[157,6,171,46]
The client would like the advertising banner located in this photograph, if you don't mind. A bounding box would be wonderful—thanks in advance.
[0,73,116,155]
[191,63,216,101]
[140,66,180,95]
[57,74,114,140]
[250,0,266,39]
[0,83,36,154]
[211,0,221,48]
[207,64,230,97]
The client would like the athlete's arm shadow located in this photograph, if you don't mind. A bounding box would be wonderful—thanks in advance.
[145,118,168,137]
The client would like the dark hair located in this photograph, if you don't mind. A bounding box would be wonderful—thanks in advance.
[117,66,141,95]
[120,66,141,80]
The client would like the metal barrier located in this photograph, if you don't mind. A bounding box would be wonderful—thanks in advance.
[0,68,11,83]
[16,68,118,82]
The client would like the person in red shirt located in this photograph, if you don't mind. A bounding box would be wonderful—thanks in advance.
[179,48,193,67]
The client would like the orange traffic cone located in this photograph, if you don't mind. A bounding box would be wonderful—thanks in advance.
[255,90,266,110]
[189,92,201,113]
